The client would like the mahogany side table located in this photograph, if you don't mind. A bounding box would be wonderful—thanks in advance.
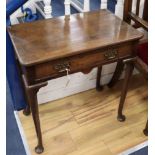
[8,10,143,153]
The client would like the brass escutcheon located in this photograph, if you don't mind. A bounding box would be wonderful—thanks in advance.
[104,49,118,60]
[54,61,70,72]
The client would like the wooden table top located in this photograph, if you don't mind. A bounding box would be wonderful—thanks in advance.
[8,10,143,66]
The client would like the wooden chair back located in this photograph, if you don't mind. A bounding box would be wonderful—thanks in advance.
[123,1,148,136]
[123,0,148,30]
[123,0,148,79]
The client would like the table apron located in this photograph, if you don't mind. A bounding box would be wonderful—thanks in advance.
[23,42,137,85]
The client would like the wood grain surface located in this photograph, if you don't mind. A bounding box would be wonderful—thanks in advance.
[8,10,143,66]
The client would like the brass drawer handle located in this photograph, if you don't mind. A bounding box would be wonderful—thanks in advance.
[104,49,118,60]
[54,61,70,73]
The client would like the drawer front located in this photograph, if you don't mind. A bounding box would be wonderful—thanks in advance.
[33,43,133,81]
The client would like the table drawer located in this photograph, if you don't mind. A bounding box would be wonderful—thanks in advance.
[33,43,133,81]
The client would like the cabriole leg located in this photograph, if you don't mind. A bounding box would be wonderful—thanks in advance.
[23,87,31,116]
[23,104,31,116]
[22,76,47,154]
[117,61,134,122]
[96,66,103,91]
[108,60,124,88]
[143,120,148,136]
[27,88,44,154]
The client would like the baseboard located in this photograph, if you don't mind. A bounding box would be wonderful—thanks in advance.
[119,141,148,155]
[14,111,31,155]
